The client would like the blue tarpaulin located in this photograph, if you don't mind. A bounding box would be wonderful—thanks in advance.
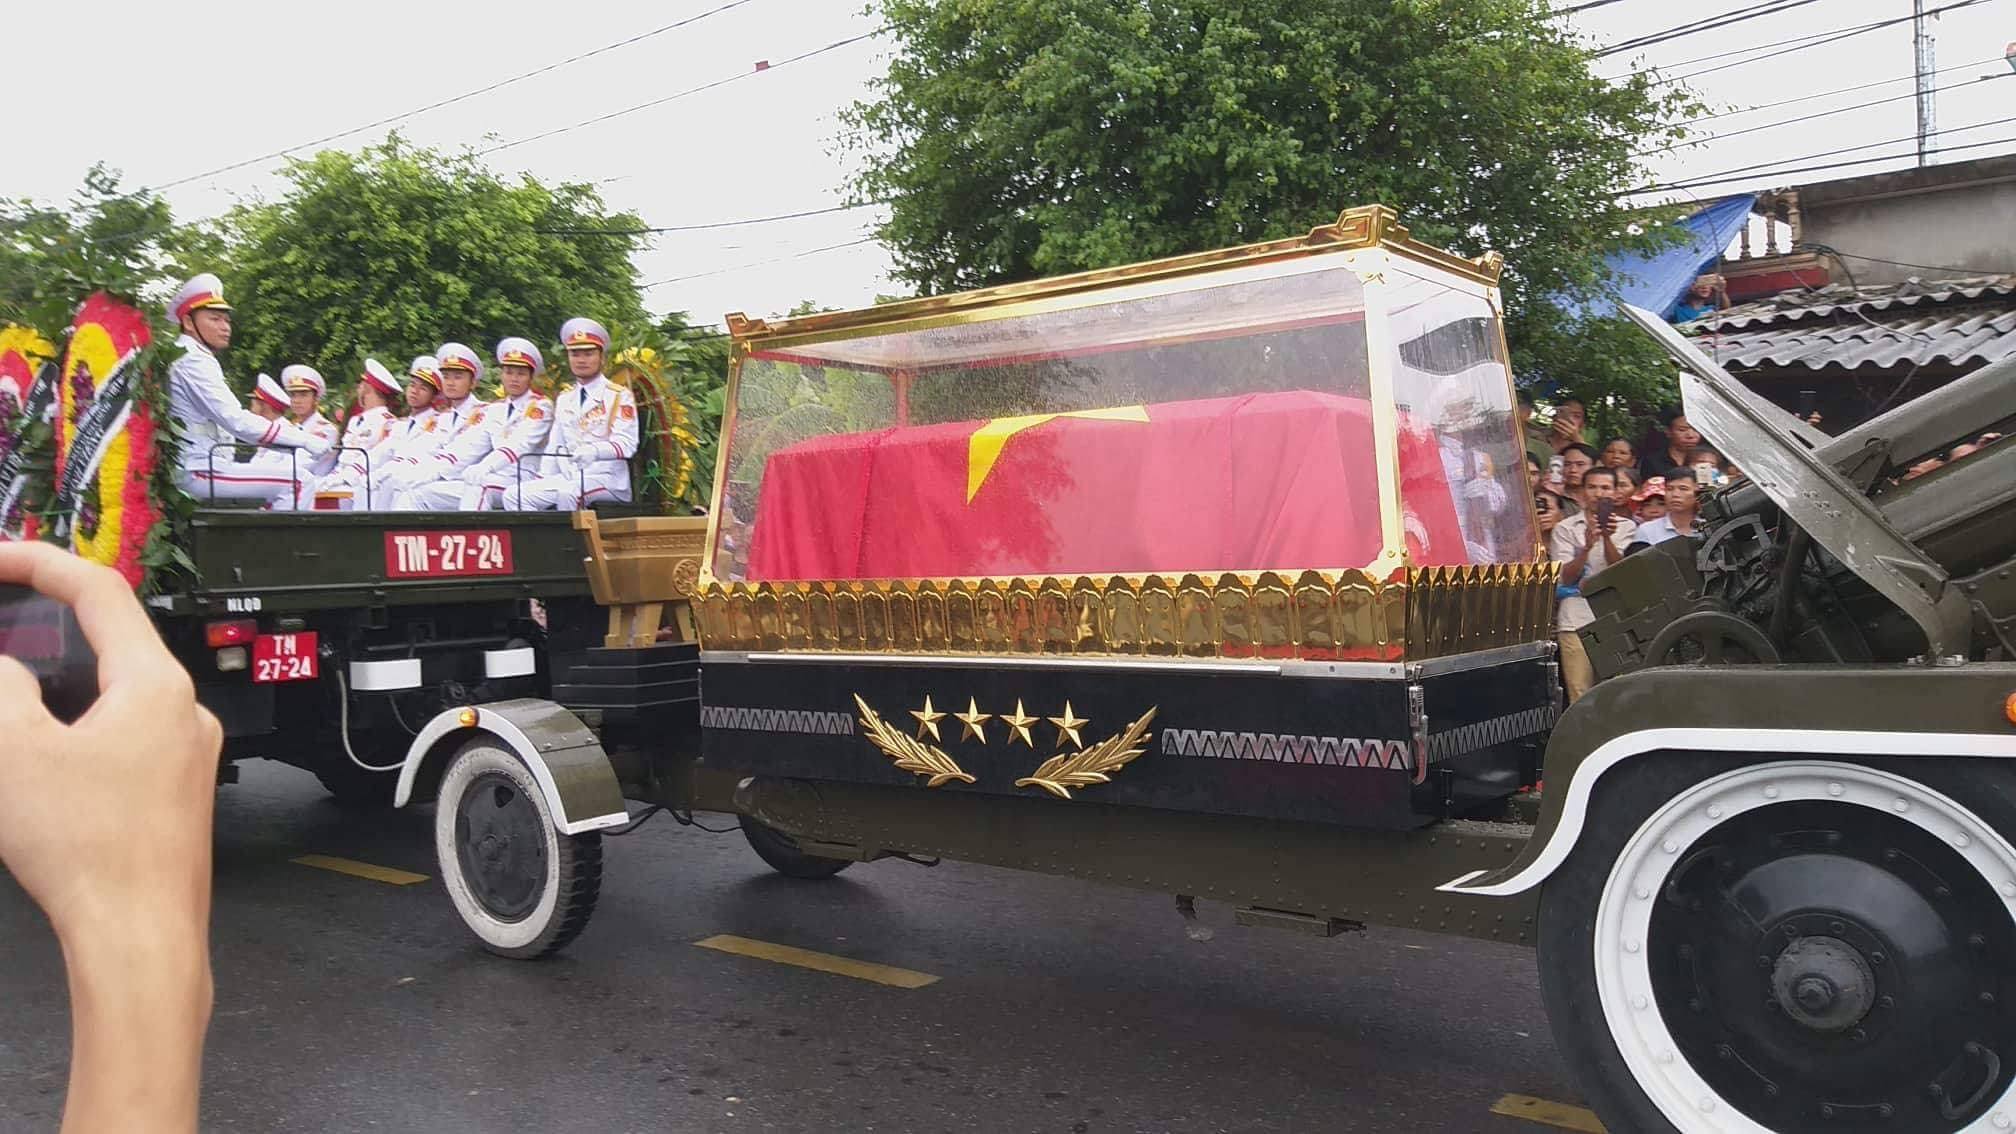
[1561,194,1757,321]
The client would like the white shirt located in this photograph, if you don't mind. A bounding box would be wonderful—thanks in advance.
[1551,510,1638,633]
[1633,513,1699,547]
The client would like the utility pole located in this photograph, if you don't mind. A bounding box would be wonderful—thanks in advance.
[1914,0,1939,165]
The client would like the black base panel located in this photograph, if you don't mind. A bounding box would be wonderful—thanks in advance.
[699,658,1431,830]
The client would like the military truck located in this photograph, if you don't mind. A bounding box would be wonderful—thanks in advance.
[81,207,2016,1133]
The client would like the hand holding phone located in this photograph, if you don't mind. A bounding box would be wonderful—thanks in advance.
[0,583,97,722]
[1595,498,1616,537]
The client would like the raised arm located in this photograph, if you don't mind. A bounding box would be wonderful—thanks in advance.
[172,353,322,450]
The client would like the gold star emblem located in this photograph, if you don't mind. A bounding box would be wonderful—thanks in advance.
[954,698,992,744]
[1047,702,1089,749]
[1002,699,1039,748]
[910,695,946,742]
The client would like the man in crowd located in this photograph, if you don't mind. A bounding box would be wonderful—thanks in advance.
[1550,464,1635,703]
[1560,441,1598,491]
[1633,469,1700,546]
[1640,407,1702,484]
[163,274,328,502]
[503,318,637,511]
[460,337,555,510]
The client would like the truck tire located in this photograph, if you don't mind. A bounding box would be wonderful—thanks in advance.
[1538,755,2016,1133]
[738,815,853,880]
[435,740,602,959]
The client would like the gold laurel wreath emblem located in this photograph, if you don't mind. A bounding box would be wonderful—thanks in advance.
[1014,708,1158,800]
[853,695,977,788]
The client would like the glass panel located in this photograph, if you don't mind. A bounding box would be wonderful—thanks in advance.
[1382,264,1535,566]
[714,259,1386,581]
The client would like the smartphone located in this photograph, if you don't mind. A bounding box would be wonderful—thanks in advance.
[1595,498,1615,532]
[1796,389,1818,419]
[0,583,97,722]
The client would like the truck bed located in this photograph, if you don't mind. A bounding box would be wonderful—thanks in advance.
[147,508,595,616]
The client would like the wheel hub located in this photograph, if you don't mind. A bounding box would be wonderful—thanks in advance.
[1771,936,1875,1032]
[452,772,547,922]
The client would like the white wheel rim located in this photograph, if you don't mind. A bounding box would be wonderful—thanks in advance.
[436,748,562,952]
[1596,761,2016,1133]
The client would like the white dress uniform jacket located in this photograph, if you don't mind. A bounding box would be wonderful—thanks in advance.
[389,397,502,510]
[503,375,638,510]
[461,390,555,510]
[170,333,326,503]
[297,406,400,509]
[366,405,449,505]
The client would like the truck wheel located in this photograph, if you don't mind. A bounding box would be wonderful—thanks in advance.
[434,740,602,959]
[738,815,853,880]
[1539,757,2016,1133]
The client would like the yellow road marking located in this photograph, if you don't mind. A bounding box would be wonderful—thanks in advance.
[291,854,430,886]
[1491,1094,1606,1133]
[694,934,940,989]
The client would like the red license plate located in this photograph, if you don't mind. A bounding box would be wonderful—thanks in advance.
[252,632,320,684]
[383,530,515,579]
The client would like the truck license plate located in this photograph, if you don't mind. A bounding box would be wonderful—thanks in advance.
[383,530,515,579]
[252,632,319,683]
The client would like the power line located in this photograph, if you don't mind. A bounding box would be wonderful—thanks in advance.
[479,27,886,158]
[1597,0,1827,58]
[1661,0,1999,85]
[1553,0,1636,13]
[641,235,878,289]
[1640,114,2016,190]
[1634,130,2016,194]
[1641,72,2014,155]
[150,0,761,192]
[1678,53,2009,127]
[538,200,887,236]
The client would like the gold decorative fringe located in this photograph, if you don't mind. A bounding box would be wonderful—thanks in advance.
[696,562,1558,660]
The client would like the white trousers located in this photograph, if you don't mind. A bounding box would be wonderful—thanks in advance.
[179,453,307,510]
[501,471,630,511]
[389,478,479,512]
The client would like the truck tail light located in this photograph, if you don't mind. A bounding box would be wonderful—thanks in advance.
[206,619,257,648]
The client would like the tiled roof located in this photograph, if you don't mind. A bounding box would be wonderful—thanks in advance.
[1680,276,2016,373]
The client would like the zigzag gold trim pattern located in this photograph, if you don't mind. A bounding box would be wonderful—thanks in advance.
[694,563,1557,661]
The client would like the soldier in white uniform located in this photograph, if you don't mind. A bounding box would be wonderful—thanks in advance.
[164,274,328,502]
[296,360,403,510]
[388,343,496,510]
[458,337,554,510]
[282,365,340,477]
[503,318,637,511]
[249,373,288,421]
[365,356,447,508]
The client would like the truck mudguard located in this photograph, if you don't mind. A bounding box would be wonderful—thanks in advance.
[1440,663,2016,897]
[392,697,630,836]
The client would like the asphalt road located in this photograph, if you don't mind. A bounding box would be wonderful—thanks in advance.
[0,760,1589,1133]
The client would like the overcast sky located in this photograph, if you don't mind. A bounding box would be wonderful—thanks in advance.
[9,0,2013,331]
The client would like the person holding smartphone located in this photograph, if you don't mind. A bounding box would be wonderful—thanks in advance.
[0,541,218,1132]
[1550,465,1635,703]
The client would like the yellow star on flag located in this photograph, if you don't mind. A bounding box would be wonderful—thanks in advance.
[1047,702,1090,750]
[955,698,992,744]
[965,406,1151,502]
[910,695,947,742]
[1002,699,1040,748]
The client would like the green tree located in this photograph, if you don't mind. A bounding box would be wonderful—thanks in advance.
[218,137,649,387]
[843,0,1698,422]
[0,164,216,334]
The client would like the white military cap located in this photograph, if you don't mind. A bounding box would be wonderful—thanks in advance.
[436,342,485,382]
[281,364,326,399]
[495,336,544,373]
[166,273,232,325]
[560,317,610,352]
[408,354,443,391]
[360,359,401,399]
[253,373,289,411]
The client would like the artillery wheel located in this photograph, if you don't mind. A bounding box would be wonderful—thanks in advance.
[435,740,602,959]
[1539,757,2016,1133]
[739,815,853,880]
[1646,610,1780,667]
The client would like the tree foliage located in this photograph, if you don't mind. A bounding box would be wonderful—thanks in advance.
[0,165,217,336]
[218,137,650,386]
[843,0,1699,419]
